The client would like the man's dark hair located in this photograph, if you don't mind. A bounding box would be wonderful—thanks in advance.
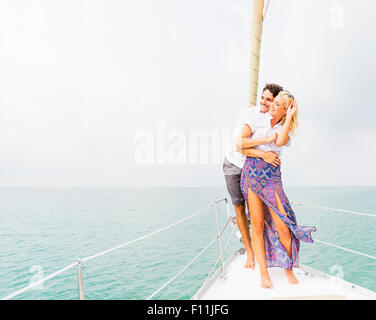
[262,83,284,98]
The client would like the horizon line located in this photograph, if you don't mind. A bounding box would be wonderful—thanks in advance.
[0,185,375,188]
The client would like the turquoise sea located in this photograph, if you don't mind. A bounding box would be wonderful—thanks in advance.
[1,187,375,300]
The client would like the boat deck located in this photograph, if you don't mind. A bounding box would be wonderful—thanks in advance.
[193,249,376,300]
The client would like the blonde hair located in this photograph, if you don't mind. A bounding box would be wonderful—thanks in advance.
[277,91,298,135]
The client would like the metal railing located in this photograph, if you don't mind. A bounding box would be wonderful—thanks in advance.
[2,198,234,300]
[147,200,236,300]
[2,199,376,300]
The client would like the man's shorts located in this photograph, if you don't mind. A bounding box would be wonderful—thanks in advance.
[223,158,245,205]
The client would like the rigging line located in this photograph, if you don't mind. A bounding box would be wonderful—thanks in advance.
[2,199,227,300]
[2,262,78,300]
[291,201,376,218]
[82,203,212,263]
[147,217,233,300]
[146,235,218,300]
[314,239,376,260]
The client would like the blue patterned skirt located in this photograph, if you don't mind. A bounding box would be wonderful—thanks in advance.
[240,157,316,269]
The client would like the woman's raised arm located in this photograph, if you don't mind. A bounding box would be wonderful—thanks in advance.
[275,101,297,146]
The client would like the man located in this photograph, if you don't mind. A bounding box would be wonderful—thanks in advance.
[223,83,284,269]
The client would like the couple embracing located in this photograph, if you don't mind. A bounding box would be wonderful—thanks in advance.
[223,83,316,289]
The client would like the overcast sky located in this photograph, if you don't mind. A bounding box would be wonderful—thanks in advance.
[0,0,375,187]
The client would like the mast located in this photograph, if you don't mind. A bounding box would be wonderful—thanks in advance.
[249,0,265,107]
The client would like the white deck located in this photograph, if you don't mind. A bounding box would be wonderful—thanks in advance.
[193,249,376,300]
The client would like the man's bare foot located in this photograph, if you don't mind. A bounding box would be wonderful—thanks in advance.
[244,252,255,269]
[285,269,299,285]
[260,273,273,289]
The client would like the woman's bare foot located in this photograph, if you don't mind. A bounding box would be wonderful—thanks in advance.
[260,273,273,289]
[244,251,255,269]
[285,269,299,285]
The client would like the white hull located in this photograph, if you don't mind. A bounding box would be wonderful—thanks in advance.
[193,248,376,300]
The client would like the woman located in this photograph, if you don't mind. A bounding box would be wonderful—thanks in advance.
[236,91,316,289]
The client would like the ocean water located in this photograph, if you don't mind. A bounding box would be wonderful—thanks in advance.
[0,186,375,300]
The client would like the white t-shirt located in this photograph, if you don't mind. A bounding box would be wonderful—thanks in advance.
[224,106,260,169]
[245,112,292,156]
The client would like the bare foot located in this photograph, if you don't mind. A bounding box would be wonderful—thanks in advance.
[244,252,255,269]
[285,269,299,285]
[260,273,273,289]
